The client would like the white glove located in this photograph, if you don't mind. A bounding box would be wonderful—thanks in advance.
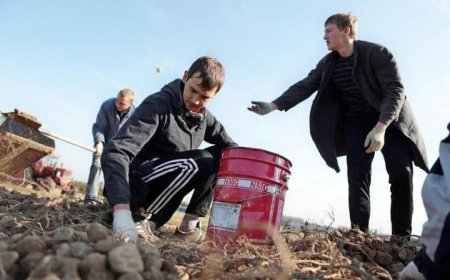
[399,261,425,280]
[364,124,386,153]
[113,209,138,242]
[248,101,277,115]
[94,142,104,157]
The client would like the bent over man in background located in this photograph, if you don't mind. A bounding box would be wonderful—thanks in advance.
[101,56,237,243]
[84,89,135,205]
[249,12,428,237]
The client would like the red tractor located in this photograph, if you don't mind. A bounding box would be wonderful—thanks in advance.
[15,153,74,192]
[1,109,84,193]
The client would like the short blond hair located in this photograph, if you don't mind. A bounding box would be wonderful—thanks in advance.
[117,88,134,99]
[325,12,359,39]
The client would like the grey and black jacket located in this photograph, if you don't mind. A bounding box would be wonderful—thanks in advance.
[273,40,428,173]
[101,79,237,206]
[413,122,450,278]
[93,98,135,145]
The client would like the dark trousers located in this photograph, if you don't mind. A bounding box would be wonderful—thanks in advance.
[345,115,414,235]
[129,148,220,228]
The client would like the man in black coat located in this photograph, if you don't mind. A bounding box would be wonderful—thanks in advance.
[249,12,428,237]
[102,56,237,243]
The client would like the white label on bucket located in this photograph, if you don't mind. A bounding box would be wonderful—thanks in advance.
[217,178,250,188]
[209,202,241,230]
[217,178,277,194]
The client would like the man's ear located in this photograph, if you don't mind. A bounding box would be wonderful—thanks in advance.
[344,26,351,36]
[182,71,188,83]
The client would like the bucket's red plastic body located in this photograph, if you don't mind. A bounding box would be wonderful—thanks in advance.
[207,147,292,243]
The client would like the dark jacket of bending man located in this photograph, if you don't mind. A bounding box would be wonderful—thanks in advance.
[102,56,237,243]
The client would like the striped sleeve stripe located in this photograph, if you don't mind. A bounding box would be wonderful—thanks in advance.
[142,158,188,182]
[145,158,199,214]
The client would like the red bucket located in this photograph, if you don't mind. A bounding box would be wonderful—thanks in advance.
[207,147,292,243]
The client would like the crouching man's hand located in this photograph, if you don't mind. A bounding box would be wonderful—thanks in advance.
[113,208,138,242]
[399,261,425,280]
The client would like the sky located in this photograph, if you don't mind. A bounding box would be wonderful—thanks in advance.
[1,0,449,235]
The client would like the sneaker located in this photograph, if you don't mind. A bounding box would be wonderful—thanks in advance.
[135,219,160,243]
[83,198,99,207]
[390,234,411,243]
[174,222,206,243]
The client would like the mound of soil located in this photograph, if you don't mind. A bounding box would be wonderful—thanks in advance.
[0,184,420,279]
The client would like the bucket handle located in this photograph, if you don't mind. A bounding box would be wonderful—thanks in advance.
[282,173,290,183]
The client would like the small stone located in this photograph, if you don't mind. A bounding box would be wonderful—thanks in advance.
[53,227,75,242]
[108,244,144,274]
[143,254,163,271]
[0,232,8,241]
[118,272,144,280]
[138,243,161,270]
[10,233,23,243]
[79,252,114,280]
[20,252,44,273]
[15,236,46,257]
[142,267,164,280]
[375,250,393,266]
[28,255,57,279]
[0,241,8,251]
[137,244,160,258]
[55,243,72,258]
[95,237,119,254]
[74,230,89,242]
[70,242,94,258]
[0,251,19,271]
[398,247,415,262]
[87,223,110,243]
[0,215,15,229]
[57,257,81,280]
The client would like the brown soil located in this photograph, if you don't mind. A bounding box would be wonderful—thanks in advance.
[0,182,419,279]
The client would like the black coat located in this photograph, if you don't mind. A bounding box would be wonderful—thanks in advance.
[273,40,428,173]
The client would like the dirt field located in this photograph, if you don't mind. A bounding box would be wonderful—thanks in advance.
[0,181,420,279]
